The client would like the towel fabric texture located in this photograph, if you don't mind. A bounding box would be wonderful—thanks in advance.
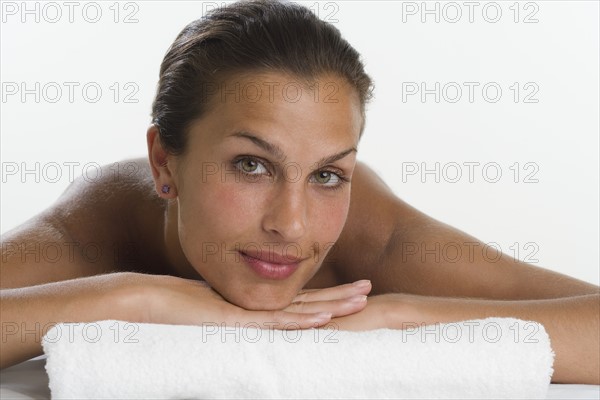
[42,317,555,399]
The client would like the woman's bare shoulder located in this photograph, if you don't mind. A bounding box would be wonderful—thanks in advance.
[52,157,154,224]
[57,157,156,204]
[1,157,167,288]
[53,157,167,268]
[328,161,424,286]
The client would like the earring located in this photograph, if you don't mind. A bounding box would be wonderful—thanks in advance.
[161,184,170,194]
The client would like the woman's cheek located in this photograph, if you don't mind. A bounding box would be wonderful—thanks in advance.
[195,180,266,246]
[212,181,263,221]
[316,192,351,239]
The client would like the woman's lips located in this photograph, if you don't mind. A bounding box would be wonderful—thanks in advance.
[239,251,302,280]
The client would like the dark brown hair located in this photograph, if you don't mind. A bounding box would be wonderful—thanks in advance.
[151,0,374,155]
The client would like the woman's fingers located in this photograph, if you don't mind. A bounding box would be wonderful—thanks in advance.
[270,310,334,329]
[282,295,368,317]
[283,280,372,319]
[229,309,334,330]
[293,280,372,303]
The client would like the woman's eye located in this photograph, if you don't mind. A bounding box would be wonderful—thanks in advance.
[235,157,268,175]
[313,171,341,186]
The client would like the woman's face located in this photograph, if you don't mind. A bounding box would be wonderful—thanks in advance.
[170,70,362,310]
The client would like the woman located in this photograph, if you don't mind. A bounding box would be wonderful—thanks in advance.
[1,0,598,385]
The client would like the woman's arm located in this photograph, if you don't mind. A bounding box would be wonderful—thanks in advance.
[403,293,600,385]
[0,210,141,368]
[331,162,599,384]
[327,293,599,384]
[0,273,136,369]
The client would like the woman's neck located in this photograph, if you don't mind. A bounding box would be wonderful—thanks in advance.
[162,200,204,280]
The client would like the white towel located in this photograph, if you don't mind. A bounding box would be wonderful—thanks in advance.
[42,317,555,399]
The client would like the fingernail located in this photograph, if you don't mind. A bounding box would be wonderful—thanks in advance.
[311,312,332,323]
[349,295,367,302]
[353,280,371,287]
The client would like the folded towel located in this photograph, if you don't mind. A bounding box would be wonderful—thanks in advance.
[42,317,554,399]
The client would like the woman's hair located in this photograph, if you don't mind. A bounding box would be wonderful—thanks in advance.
[151,0,374,155]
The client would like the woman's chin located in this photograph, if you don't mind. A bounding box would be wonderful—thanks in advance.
[225,291,295,312]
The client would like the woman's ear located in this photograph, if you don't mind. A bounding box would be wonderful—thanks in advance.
[146,125,178,198]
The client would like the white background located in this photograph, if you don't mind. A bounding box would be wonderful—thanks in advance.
[1,1,598,285]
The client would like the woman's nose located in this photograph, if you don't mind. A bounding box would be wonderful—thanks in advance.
[261,183,307,241]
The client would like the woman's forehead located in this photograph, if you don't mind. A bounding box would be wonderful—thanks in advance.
[181,84,361,170]
[195,70,363,141]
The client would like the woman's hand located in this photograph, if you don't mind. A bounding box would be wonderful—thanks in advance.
[322,293,420,331]
[116,273,372,330]
[283,279,372,316]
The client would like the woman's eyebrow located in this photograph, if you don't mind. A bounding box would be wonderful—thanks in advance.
[228,131,286,160]
[227,130,357,167]
[315,148,357,168]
